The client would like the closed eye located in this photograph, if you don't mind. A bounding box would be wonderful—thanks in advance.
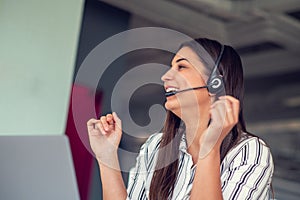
[178,65,187,70]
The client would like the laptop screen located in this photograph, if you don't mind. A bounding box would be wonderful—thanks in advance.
[0,135,80,200]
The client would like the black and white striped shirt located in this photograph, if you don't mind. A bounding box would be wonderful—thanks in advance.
[127,132,274,200]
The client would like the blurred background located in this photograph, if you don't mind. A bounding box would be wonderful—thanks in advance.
[1,0,300,200]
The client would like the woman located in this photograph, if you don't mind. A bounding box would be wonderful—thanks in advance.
[87,38,274,199]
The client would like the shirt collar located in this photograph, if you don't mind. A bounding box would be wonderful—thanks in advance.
[177,121,188,153]
[179,131,188,153]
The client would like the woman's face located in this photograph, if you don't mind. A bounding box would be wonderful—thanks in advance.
[161,46,210,116]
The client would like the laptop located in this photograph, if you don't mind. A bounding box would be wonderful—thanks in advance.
[0,135,80,200]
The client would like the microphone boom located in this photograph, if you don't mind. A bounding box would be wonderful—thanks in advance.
[165,86,208,97]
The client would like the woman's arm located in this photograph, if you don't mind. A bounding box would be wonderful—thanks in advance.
[190,148,223,199]
[190,96,240,200]
[87,112,127,200]
[98,155,127,200]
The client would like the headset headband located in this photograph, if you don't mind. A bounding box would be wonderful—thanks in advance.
[207,45,225,94]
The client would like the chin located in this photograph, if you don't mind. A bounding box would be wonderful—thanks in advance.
[165,101,176,111]
[164,101,173,110]
[164,101,182,117]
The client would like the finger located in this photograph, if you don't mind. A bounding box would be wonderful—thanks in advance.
[112,112,122,131]
[106,114,114,125]
[87,118,98,126]
[219,95,238,102]
[226,98,238,125]
[220,96,239,123]
[231,99,240,123]
[96,121,107,135]
[225,102,235,125]
[211,98,226,114]
[219,96,239,107]
[208,106,223,140]
[212,101,234,138]
[212,101,226,123]
[221,98,234,123]
[211,99,233,131]
[209,102,224,128]
[100,116,109,131]
[87,118,99,131]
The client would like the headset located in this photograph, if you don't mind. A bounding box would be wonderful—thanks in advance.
[165,45,225,97]
[206,45,225,94]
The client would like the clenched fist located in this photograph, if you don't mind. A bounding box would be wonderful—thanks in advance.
[87,112,122,163]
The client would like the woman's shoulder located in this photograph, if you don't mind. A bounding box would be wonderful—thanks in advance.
[237,133,269,150]
[146,132,163,142]
[225,133,273,165]
[141,132,163,152]
[135,133,163,166]
[136,133,163,156]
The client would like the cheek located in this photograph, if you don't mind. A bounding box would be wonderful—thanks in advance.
[178,90,209,106]
[196,90,210,106]
[184,74,207,88]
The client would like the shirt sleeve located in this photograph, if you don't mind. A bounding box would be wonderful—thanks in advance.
[126,133,161,200]
[221,137,274,200]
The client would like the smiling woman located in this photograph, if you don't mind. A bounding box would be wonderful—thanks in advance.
[87,38,274,200]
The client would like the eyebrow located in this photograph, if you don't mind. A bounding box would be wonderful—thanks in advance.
[176,58,189,63]
[170,58,190,67]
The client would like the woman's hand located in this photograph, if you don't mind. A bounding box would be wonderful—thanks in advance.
[88,113,128,199]
[199,95,240,158]
[87,112,122,163]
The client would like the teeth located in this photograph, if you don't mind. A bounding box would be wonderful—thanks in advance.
[166,87,178,92]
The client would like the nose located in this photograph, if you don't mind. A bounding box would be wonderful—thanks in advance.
[161,68,176,82]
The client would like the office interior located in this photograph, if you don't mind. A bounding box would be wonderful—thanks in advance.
[0,0,299,199]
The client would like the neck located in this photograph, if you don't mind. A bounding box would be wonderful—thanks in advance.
[181,106,210,163]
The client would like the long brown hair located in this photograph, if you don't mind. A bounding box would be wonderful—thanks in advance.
[149,38,253,200]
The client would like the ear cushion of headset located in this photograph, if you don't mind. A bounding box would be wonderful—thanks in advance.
[207,76,224,94]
